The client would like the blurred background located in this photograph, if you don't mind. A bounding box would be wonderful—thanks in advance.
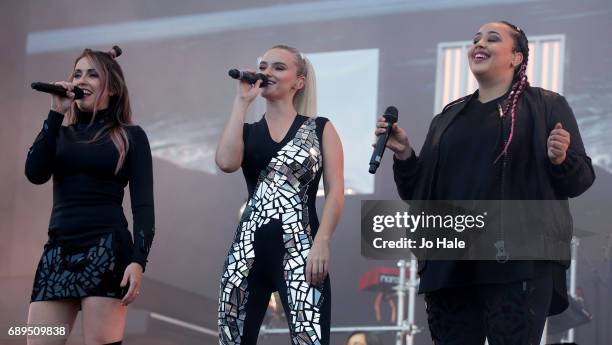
[1,0,611,344]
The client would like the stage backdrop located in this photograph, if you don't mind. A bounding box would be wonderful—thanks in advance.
[1,0,611,344]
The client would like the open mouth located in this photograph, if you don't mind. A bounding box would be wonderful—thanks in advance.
[473,51,490,63]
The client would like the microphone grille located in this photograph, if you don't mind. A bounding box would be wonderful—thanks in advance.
[73,87,85,100]
[384,106,398,122]
[228,69,240,79]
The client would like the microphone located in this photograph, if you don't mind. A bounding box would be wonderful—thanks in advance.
[31,82,84,100]
[228,69,269,87]
[369,106,399,174]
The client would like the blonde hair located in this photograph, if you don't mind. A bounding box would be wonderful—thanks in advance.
[271,45,317,117]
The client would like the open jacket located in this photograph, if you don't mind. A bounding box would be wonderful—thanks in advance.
[393,86,595,313]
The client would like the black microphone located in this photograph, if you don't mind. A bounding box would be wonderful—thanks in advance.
[228,69,269,87]
[369,106,399,174]
[31,82,85,100]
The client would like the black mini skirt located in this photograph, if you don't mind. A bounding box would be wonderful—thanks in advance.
[30,229,133,302]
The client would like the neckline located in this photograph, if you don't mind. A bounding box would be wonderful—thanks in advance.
[76,107,112,124]
[263,113,304,145]
[474,89,509,106]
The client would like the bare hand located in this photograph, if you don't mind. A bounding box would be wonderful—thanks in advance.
[306,238,330,285]
[547,122,570,165]
[235,70,262,105]
[373,117,412,160]
[50,81,75,114]
[120,263,143,306]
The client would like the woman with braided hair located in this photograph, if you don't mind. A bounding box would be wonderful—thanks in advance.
[25,46,154,345]
[375,21,594,344]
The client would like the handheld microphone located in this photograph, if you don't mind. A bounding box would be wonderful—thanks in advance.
[31,82,84,100]
[369,106,399,174]
[228,69,269,87]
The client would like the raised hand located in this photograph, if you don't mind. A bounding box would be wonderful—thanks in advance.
[547,122,570,165]
[50,81,75,114]
[374,117,412,160]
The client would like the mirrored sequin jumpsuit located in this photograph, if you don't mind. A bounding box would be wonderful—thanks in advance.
[218,115,331,345]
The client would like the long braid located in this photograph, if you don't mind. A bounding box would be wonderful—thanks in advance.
[493,21,530,164]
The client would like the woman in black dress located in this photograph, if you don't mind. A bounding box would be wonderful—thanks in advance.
[25,46,154,345]
[216,45,344,345]
[376,21,595,344]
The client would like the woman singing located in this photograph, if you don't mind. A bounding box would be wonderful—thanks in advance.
[25,46,155,345]
[376,22,595,344]
[216,45,344,345]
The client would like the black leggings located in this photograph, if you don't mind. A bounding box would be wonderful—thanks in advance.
[424,274,553,345]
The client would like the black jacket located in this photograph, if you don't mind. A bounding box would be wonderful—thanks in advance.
[393,86,595,314]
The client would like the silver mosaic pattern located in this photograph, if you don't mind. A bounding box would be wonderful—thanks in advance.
[219,118,325,345]
[31,233,119,301]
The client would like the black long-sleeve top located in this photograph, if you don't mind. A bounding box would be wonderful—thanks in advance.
[25,109,155,270]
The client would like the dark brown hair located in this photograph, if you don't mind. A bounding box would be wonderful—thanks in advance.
[67,47,133,174]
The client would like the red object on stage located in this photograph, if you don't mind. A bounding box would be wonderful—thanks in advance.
[359,266,409,292]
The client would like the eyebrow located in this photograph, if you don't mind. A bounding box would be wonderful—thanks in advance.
[259,61,288,67]
[73,68,97,73]
[474,30,501,37]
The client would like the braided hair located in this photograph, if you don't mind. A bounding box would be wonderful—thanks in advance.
[494,21,530,163]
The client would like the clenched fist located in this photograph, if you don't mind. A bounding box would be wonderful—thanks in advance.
[547,122,570,165]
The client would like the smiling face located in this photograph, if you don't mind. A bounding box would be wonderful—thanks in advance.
[71,56,110,112]
[468,22,523,85]
[258,48,305,101]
